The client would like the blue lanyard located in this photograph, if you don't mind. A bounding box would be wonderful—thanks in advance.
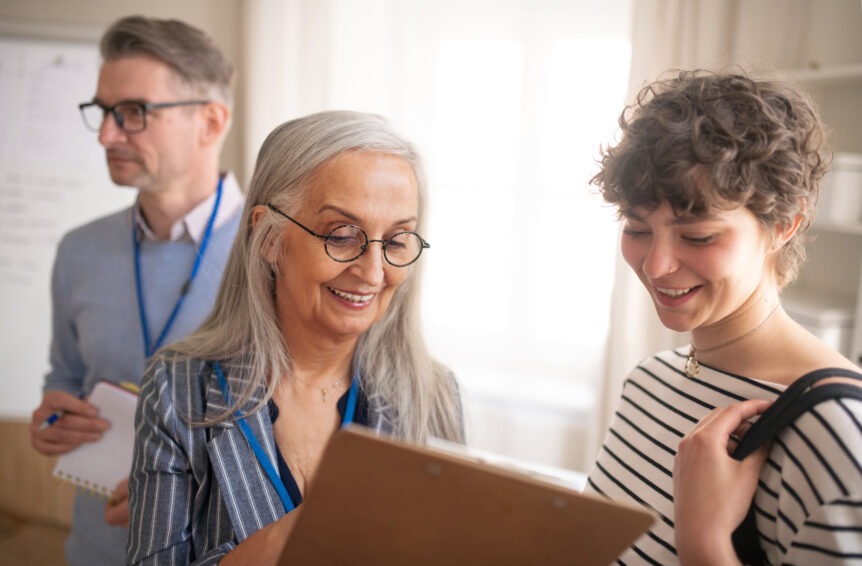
[134,176,224,357]
[212,361,360,513]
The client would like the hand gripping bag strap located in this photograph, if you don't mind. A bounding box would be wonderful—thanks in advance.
[730,367,862,565]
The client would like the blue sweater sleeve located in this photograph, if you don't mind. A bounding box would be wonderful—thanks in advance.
[44,234,86,394]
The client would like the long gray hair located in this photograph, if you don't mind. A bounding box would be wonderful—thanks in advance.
[168,110,463,443]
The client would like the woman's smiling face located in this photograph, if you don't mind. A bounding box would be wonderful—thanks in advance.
[620,201,777,333]
[272,150,419,346]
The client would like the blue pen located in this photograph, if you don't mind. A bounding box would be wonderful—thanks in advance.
[38,391,86,431]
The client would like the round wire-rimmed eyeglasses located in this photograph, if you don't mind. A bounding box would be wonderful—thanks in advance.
[265,203,429,267]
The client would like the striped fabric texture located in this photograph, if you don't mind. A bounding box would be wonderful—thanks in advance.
[127,355,279,565]
[127,353,391,565]
[585,348,862,565]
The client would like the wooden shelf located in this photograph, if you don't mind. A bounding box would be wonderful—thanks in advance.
[782,287,856,357]
[783,63,862,87]
[813,220,862,236]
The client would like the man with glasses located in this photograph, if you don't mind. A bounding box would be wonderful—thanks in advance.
[29,15,243,565]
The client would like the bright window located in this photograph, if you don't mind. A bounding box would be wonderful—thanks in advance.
[420,16,631,400]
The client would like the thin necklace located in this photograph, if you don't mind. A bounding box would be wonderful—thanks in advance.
[292,375,345,402]
[684,304,780,378]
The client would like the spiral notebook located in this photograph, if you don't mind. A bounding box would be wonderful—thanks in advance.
[52,380,139,497]
[279,426,656,565]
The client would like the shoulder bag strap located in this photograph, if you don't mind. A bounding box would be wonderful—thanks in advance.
[733,368,862,459]
[730,367,862,565]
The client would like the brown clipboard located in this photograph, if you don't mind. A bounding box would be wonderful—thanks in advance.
[278,425,655,565]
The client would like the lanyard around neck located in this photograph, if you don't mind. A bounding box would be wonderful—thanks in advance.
[213,361,360,513]
[134,176,224,357]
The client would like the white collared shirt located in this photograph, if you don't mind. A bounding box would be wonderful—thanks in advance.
[134,172,244,244]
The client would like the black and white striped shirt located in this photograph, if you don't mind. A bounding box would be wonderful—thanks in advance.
[585,348,862,565]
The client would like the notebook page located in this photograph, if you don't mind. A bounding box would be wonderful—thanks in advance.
[52,381,138,497]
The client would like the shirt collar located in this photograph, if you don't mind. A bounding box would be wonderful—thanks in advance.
[134,172,244,244]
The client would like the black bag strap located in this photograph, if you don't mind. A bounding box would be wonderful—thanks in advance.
[732,368,862,459]
[730,367,862,564]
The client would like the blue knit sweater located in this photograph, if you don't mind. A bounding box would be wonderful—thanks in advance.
[45,201,242,565]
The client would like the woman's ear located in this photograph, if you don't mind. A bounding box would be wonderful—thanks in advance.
[251,205,279,263]
[251,204,268,230]
[774,213,804,249]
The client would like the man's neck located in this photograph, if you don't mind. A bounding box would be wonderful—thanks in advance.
[137,169,221,240]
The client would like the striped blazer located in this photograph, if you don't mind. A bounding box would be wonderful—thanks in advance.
[126,353,392,565]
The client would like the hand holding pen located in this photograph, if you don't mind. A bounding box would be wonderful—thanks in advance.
[30,389,110,456]
[38,391,85,431]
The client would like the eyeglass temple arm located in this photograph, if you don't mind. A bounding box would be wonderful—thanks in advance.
[145,100,210,111]
[265,203,328,240]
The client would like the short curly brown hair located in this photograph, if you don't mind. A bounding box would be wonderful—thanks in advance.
[591,69,830,287]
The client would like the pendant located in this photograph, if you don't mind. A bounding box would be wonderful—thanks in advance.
[320,380,344,403]
[684,346,700,378]
[294,376,343,402]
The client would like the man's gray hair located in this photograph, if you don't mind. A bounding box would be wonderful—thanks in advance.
[100,15,234,107]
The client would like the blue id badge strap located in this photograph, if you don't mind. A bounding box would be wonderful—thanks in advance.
[342,365,360,426]
[135,176,224,357]
[213,361,294,512]
[213,361,360,513]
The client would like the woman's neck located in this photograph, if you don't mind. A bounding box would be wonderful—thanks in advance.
[690,288,779,354]
[281,329,356,388]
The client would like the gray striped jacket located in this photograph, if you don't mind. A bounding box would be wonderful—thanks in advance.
[126,353,391,565]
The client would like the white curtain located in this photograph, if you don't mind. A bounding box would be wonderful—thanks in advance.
[240,0,340,171]
[584,0,812,466]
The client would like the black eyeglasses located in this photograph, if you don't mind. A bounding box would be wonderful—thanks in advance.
[266,203,429,267]
[78,99,210,133]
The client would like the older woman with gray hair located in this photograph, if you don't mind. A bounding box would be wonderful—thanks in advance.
[126,110,464,565]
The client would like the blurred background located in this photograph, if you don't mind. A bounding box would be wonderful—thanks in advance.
[0,0,860,555]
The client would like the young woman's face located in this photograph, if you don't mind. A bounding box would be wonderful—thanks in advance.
[271,151,419,346]
[620,201,777,333]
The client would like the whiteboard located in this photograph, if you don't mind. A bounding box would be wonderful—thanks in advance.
[0,34,135,417]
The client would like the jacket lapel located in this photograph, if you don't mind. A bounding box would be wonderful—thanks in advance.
[204,368,286,541]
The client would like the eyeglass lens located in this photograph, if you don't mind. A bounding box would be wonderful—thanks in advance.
[325,225,424,267]
[81,102,147,133]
